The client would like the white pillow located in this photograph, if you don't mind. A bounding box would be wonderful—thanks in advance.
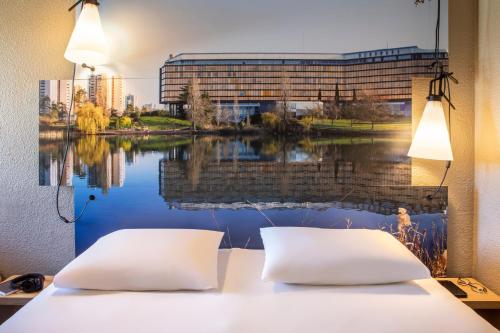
[54,229,224,291]
[261,227,430,285]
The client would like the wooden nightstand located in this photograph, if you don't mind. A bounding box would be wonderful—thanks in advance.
[0,275,53,325]
[436,277,500,310]
[0,275,53,306]
[436,277,500,330]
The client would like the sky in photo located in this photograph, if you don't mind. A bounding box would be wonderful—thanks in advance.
[79,0,448,106]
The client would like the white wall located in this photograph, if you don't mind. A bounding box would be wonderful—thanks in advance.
[0,0,75,277]
[446,0,477,278]
[474,0,500,293]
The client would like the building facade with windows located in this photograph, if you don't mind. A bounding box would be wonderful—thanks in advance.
[125,94,135,108]
[88,74,125,115]
[39,80,72,114]
[159,46,448,117]
[88,74,108,110]
[110,76,124,115]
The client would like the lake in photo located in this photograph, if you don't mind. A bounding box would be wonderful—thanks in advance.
[39,134,447,276]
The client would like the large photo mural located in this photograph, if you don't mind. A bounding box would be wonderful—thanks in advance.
[39,0,449,276]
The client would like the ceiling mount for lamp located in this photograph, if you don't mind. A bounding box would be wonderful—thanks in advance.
[68,0,100,12]
[64,0,108,68]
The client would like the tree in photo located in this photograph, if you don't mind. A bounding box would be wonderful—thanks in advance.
[301,105,322,131]
[76,102,110,134]
[261,112,280,132]
[311,103,323,121]
[117,116,132,129]
[39,96,51,114]
[351,91,391,129]
[221,105,231,126]
[300,114,315,131]
[341,102,355,127]
[73,87,87,113]
[231,99,241,129]
[176,84,190,119]
[186,76,206,130]
[339,88,359,127]
[325,82,342,124]
[125,103,135,115]
[49,102,66,122]
[126,105,141,122]
[335,82,341,106]
[324,102,341,125]
[277,69,292,131]
[201,91,215,128]
[178,84,189,104]
[370,100,392,129]
[110,109,120,117]
[49,107,59,123]
[215,100,223,127]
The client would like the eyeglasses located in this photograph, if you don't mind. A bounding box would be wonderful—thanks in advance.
[457,278,488,294]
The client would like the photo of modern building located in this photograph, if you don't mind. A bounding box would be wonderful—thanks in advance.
[160,46,448,116]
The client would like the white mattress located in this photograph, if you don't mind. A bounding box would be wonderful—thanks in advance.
[0,249,496,333]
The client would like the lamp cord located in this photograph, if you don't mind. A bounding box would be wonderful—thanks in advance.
[55,63,94,224]
[56,0,95,224]
[434,0,441,78]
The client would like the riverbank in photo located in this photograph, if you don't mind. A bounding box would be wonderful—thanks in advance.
[40,116,411,139]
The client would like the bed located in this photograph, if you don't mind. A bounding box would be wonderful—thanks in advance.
[0,248,496,333]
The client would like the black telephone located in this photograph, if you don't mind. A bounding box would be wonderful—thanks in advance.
[10,274,45,293]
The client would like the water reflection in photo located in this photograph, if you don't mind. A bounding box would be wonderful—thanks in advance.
[39,134,447,276]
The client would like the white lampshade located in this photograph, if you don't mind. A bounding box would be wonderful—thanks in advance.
[408,99,453,161]
[64,2,107,66]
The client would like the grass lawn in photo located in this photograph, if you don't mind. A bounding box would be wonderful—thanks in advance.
[138,116,192,130]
